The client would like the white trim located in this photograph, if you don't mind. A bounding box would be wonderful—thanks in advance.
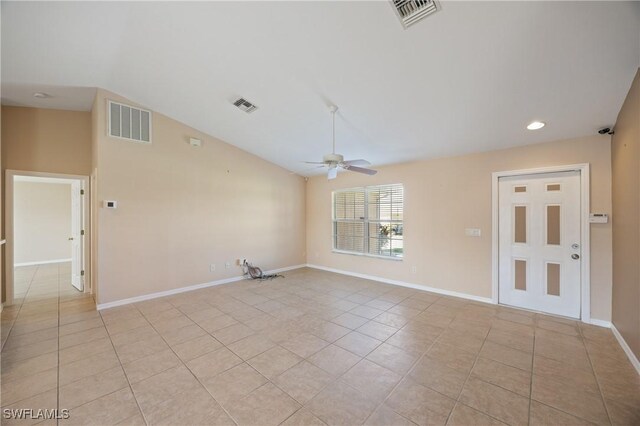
[611,324,640,375]
[96,264,306,310]
[5,170,92,305]
[15,258,72,267]
[491,164,591,323]
[306,264,494,304]
[331,250,403,261]
[305,264,617,330]
[266,264,307,274]
[15,175,74,185]
[588,318,612,328]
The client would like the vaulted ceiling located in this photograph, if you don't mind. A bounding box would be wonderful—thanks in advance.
[2,1,639,174]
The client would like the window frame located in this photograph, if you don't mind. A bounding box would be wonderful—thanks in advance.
[332,183,404,261]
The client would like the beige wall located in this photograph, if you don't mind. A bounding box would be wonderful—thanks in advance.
[90,96,100,303]
[1,106,91,175]
[611,68,640,358]
[1,106,92,302]
[307,135,613,322]
[14,181,71,265]
[93,90,306,304]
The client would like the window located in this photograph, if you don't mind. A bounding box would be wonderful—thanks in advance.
[333,184,404,259]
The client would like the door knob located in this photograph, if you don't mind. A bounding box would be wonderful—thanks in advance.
[571,253,580,260]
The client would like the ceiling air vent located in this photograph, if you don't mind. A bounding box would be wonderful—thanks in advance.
[233,97,258,113]
[108,100,152,143]
[392,0,439,28]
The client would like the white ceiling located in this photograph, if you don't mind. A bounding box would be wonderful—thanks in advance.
[2,1,639,175]
[2,83,96,111]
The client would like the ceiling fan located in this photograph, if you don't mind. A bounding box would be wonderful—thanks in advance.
[305,105,377,180]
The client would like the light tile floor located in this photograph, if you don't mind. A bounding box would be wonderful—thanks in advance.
[1,266,639,425]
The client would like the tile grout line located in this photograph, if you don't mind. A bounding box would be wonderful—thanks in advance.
[580,325,614,426]
[0,265,66,414]
[6,270,636,425]
[530,319,615,425]
[56,264,61,426]
[1,266,37,352]
[359,299,441,426]
[136,301,241,426]
[98,307,149,426]
[527,324,537,425]
[443,322,505,426]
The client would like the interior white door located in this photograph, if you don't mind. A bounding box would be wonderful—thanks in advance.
[70,181,83,291]
[499,171,581,318]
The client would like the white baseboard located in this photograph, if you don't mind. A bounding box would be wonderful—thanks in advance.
[305,263,494,305]
[611,323,640,375]
[305,264,618,331]
[96,263,306,311]
[15,258,72,267]
[587,318,612,328]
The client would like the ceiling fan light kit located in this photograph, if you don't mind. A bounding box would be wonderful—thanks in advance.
[306,105,378,180]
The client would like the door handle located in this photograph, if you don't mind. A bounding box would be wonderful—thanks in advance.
[571,253,580,260]
[68,237,74,241]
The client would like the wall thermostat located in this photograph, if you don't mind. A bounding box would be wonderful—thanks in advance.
[589,213,608,223]
[103,200,118,209]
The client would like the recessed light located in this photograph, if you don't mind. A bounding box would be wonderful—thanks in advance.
[527,121,545,130]
[33,92,51,99]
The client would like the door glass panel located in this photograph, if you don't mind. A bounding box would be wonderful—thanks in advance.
[515,259,526,290]
[514,206,527,243]
[547,184,561,191]
[514,186,527,193]
[547,263,560,296]
[547,205,561,245]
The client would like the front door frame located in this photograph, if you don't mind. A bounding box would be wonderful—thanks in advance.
[5,170,91,306]
[491,163,591,323]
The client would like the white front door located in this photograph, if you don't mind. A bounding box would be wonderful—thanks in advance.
[498,171,581,318]
[70,181,84,291]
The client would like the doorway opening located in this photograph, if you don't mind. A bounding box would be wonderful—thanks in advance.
[5,171,90,306]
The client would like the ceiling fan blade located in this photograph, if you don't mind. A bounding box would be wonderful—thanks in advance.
[345,165,377,176]
[327,168,338,180]
[342,159,371,167]
[304,161,326,164]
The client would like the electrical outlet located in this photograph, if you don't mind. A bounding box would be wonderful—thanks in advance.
[225,262,231,269]
[411,266,417,274]
[210,264,216,272]
[238,258,246,266]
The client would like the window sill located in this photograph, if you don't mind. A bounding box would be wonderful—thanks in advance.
[331,249,403,261]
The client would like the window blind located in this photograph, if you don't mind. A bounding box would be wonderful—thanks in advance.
[333,184,404,258]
